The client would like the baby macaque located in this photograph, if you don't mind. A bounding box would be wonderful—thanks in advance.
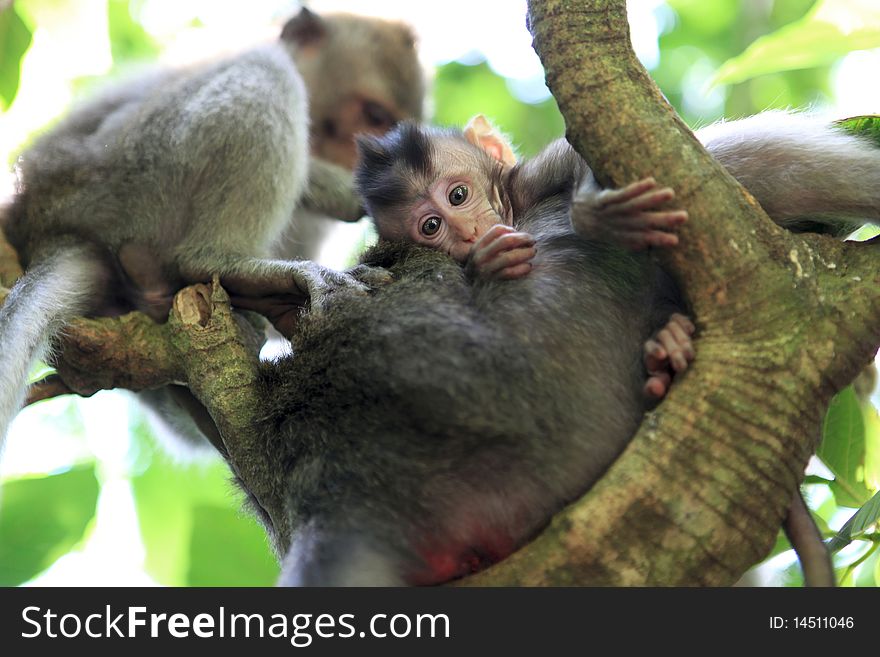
[358,112,880,397]
[276,137,688,584]
[357,115,698,396]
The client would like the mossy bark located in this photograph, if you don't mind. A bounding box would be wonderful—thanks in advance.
[459,0,880,585]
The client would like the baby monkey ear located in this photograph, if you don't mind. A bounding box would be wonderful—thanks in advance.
[463,115,517,167]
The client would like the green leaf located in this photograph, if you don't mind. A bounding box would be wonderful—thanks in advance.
[107,0,159,64]
[818,386,872,507]
[186,505,279,586]
[827,490,880,552]
[0,466,99,585]
[837,115,880,148]
[0,4,34,110]
[130,444,241,586]
[864,399,880,488]
[711,0,880,86]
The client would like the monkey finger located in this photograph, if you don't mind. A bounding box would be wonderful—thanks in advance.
[473,223,518,250]
[666,320,696,363]
[607,210,688,233]
[474,246,537,276]
[656,327,691,372]
[608,187,676,214]
[643,338,668,372]
[471,233,536,265]
[596,178,658,207]
[346,264,394,288]
[613,229,679,251]
[496,262,534,280]
[668,312,696,336]
[643,371,672,400]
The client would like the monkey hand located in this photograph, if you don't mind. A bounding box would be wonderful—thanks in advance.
[643,312,696,400]
[344,263,394,288]
[572,177,688,251]
[465,224,537,281]
[288,261,384,314]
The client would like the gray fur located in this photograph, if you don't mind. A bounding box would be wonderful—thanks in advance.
[562,112,880,236]
[697,111,880,233]
[268,123,676,585]
[0,242,108,446]
[0,11,424,445]
[280,113,880,586]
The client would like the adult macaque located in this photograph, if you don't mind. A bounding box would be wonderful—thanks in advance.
[0,9,424,444]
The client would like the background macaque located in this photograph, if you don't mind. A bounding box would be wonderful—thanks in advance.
[0,8,424,444]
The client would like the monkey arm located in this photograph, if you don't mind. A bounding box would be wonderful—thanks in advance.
[570,177,688,250]
[506,139,589,214]
[301,158,366,222]
[175,252,390,338]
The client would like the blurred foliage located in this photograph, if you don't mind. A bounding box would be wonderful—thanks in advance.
[432,60,565,157]
[129,418,278,586]
[107,0,159,63]
[0,0,878,587]
[657,0,832,123]
[0,466,99,585]
[713,0,880,86]
[0,2,33,109]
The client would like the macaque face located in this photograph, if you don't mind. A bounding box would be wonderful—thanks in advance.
[311,94,402,170]
[357,122,516,262]
[398,172,509,263]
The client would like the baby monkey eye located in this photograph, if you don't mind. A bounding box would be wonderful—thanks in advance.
[421,216,442,236]
[448,185,468,206]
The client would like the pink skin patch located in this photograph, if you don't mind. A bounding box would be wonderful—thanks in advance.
[405,176,508,263]
[643,312,696,400]
[411,528,517,585]
[466,224,537,281]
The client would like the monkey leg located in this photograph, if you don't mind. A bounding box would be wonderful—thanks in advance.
[643,312,696,400]
[572,177,688,251]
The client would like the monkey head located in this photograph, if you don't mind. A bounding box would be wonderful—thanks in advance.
[355,116,518,263]
[281,9,426,170]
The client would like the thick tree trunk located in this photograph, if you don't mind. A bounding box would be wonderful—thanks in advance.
[460,0,880,585]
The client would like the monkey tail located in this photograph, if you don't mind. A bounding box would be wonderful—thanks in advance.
[0,243,106,447]
[784,489,835,587]
[699,111,880,231]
